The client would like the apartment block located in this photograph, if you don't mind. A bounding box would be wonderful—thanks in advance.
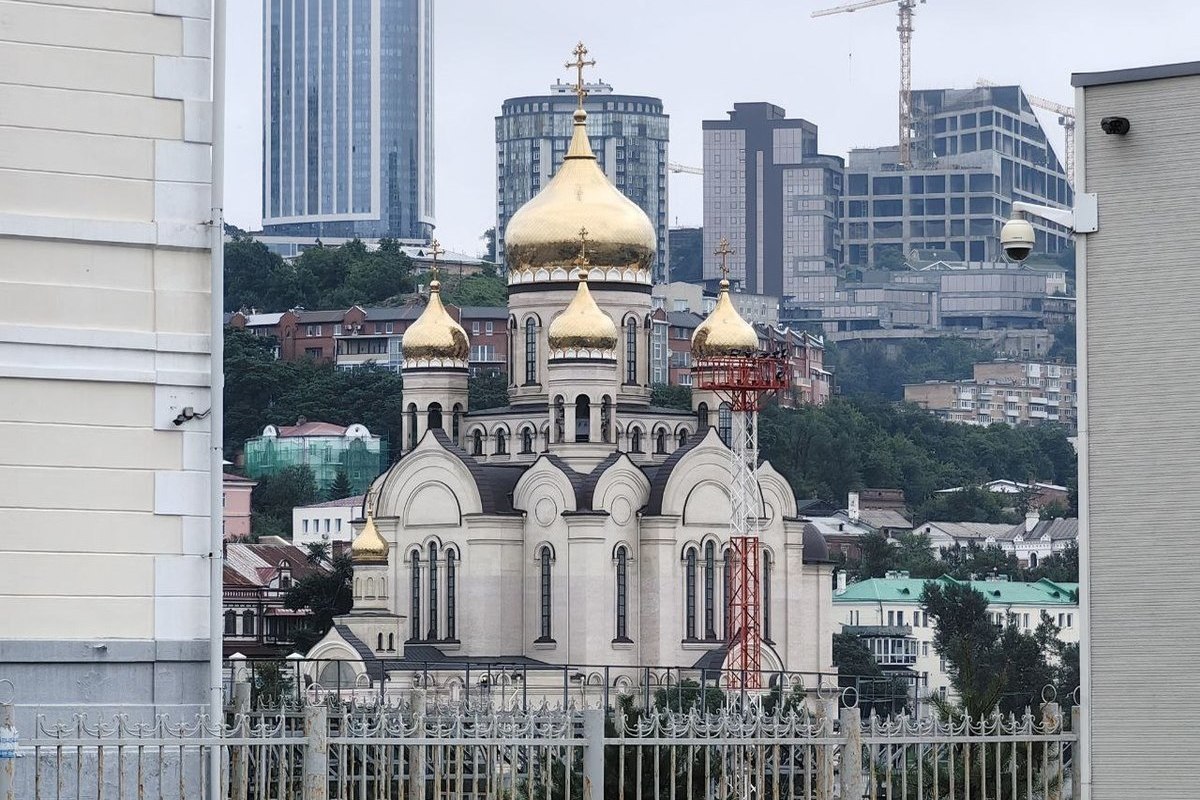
[904,360,1077,429]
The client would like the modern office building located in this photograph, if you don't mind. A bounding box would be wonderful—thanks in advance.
[1072,60,1200,797]
[262,0,434,241]
[843,86,1073,268]
[496,81,669,277]
[702,103,844,299]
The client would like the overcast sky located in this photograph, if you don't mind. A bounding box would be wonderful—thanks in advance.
[224,0,1198,257]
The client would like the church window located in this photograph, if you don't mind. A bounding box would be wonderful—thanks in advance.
[1029,552,1038,568]
[677,428,688,448]
[224,610,236,635]
[452,404,462,441]
[428,402,443,431]
[723,548,732,639]
[521,427,533,454]
[554,397,565,443]
[428,542,439,640]
[601,396,612,443]
[387,633,395,651]
[495,429,508,455]
[525,318,538,384]
[447,551,458,640]
[718,403,732,447]
[704,542,717,639]
[242,609,255,637]
[631,427,643,453]
[655,428,667,454]
[698,402,710,429]
[538,546,553,641]
[575,396,591,442]
[410,551,421,640]
[625,318,638,383]
[407,403,418,450]
[377,633,384,651]
[763,551,772,642]
[615,546,629,641]
[472,430,483,456]
[684,548,697,639]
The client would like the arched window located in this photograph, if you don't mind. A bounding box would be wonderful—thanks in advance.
[541,426,551,452]
[718,403,732,447]
[521,427,533,454]
[723,548,733,640]
[224,610,236,635]
[697,402,710,429]
[601,396,612,443]
[631,427,643,453]
[704,541,717,639]
[409,551,421,640]
[428,542,439,640]
[615,546,629,641]
[508,318,517,387]
[655,428,667,454]
[242,609,255,637]
[554,397,565,443]
[538,546,553,641]
[428,402,443,431]
[684,548,697,640]
[452,404,462,442]
[525,318,538,384]
[762,551,772,642]
[625,318,638,383]
[407,403,418,449]
[1028,552,1038,568]
[387,633,395,651]
[677,428,688,447]
[495,429,508,455]
[447,550,458,640]
[575,395,590,442]
[472,430,483,456]
[377,632,385,651]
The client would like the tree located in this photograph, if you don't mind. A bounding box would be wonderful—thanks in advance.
[284,553,354,652]
[833,633,911,715]
[939,543,1022,581]
[250,465,318,538]
[824,337,995,400]
[327,469,353,501]
[1027,543,1078,583]
[480,227,497,262]
[304,540,331,565]
[438,270,507,307]
[469,372,509,411]
[650,383,692,411]
[874,247,909,271]
[224,236,288,312]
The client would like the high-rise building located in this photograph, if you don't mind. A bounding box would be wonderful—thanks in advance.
[496,81,669,278]
[842,86,1073,268]
[262,0,434,241]
[702,103,844,299]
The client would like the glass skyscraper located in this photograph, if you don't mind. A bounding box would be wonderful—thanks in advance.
[496,82,669,279]
[262,0,433,241]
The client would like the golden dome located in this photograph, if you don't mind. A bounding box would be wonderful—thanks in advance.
[692,279,760,359]
[547,271,618,352]
[350,511,389,565]
[504,108,656,274]
[402,279,469,363]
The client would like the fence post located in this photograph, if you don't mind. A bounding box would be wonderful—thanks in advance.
[0,698,16,800]
[582,708,605,800]
[302,705,328,800]
[1042,702,1061,800]
[840,706,863,800]
[409,690,427,800]
[1071,705,1082,800]
[229,670,250,800]
[814,699,836,800]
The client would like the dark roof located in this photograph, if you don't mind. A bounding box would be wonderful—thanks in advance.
[545,455,589,506]
[802,522,833,564]
[333,624,385,681]
[619,403,697,418]
[295,310,346,323]
[578,452,622,509]
[361,306,422,321]
[1073,60,1200,88]
[300,494,366,509]
[458,306,509,318]
[429,429,523,513]
[666,311,703,328]
[643,431,705,516]
[690,643,730,671]
[386,643,551,670]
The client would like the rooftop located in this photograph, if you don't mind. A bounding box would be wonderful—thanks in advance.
[298,495,366,510]
[835,576,1078,606]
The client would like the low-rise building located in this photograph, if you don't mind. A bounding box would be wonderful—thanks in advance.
[222,473,257,540]
[805,490,912,560]
[917,514,1077,568]
[293,495,364,548]
[243,420,387,496]
[834,573,1079,700]
[934,479,1070,511]
[904,359,1077,429]
[223,538,333,657]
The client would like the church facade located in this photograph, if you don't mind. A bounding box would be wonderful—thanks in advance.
[308,56,836,691]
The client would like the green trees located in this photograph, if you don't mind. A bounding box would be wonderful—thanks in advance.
[468,372,510,411]
[825,338,995,400]
[436,262,507,307]
[284,553,354,652]
[833,633,911,715]
[326,469,353,501]
[650,383,692,411]
[249,465,318,539]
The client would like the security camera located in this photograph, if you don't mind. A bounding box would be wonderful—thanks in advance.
[1100,116,1130,135]
[1000,214,1036,262]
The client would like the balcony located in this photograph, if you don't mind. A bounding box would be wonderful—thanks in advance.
[1030,396,1048,405]
[1029,408,1048,419]
[1005,408,1020,417]
[845,625,918,668]
[1005,395,1020,403]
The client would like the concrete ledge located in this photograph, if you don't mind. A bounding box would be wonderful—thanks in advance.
[0,638,208,662]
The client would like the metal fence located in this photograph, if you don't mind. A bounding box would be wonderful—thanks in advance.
[3,695,1078,800]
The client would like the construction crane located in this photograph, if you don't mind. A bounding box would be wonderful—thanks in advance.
[976,79,1076,184]
[812,0,926,168]
[668,162,703,176]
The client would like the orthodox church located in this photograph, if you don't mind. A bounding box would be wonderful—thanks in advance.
[307,51,835,691]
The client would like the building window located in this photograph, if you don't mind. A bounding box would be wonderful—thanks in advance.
[625,318,638,383]
[452,404,462,441]
[762,552,771,641]
[601,396,612,443]
[655,428,667,454]
[495,429,508,455]
[223,610,236,636]
[428,402,443,431]
[718,403,732,446]
[521,428,533,454]
[554,396,565,443]
[242,610,255,637]
[485,321,494,335]
[410,551,421,640]
[575,395,590,442]
[1028,552,1038,568]
[697,402,709,429]
[677,429,688,448]
[447,551,457,640]
[631,427,643,453]
[922,641,929,657]
[538,546,553,641]
[704,541,716,639]
[685,547,697,639]
[428,543,439,640]
[472,430,483,456]
[407,403,418,450]
[525,319,537,384]
[615,546,629,641]
[723,548,732,640]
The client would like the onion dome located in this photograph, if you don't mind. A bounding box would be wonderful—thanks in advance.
[691,279,759,359]
[401,278,469,368]
[504,108,656,283]
[350,511,389,566]
[547,271,618,357]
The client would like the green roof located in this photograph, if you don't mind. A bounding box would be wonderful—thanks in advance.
[834,576,1078,606]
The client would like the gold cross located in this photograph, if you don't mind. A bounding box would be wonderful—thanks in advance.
[573,227,590,267]
[714,238,734,280]
[429,239,444,282]
[565,41,596,109]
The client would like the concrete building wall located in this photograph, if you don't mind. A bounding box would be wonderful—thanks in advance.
[1074,63,1200,797]
[0,0,213,721]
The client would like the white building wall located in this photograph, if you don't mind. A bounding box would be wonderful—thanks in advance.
[0,0,212,719]
[293,505,356,547]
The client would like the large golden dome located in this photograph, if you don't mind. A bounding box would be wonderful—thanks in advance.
[350,512,389,565]
[547,271,618,353]
[402,278,469,365]
[692,279,760,359]
[504,108,656,276]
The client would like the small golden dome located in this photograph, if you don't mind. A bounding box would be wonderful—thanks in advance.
[350,511,389,565]
[504,108,656,274]
[692,279,760,358]
[547,272,618,352]
[402,279,469,363]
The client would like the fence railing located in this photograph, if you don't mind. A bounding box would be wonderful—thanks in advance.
[3,693,1079,800]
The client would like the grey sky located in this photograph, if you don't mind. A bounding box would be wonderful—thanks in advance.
[224,0,1198,258]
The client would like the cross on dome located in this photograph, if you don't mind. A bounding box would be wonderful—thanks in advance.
[573,226,590,268]
[428,239,445,283]
[565,41,596,109]
[714,238,734,281]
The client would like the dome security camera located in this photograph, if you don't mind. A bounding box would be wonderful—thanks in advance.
[1000,215,1036,262]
